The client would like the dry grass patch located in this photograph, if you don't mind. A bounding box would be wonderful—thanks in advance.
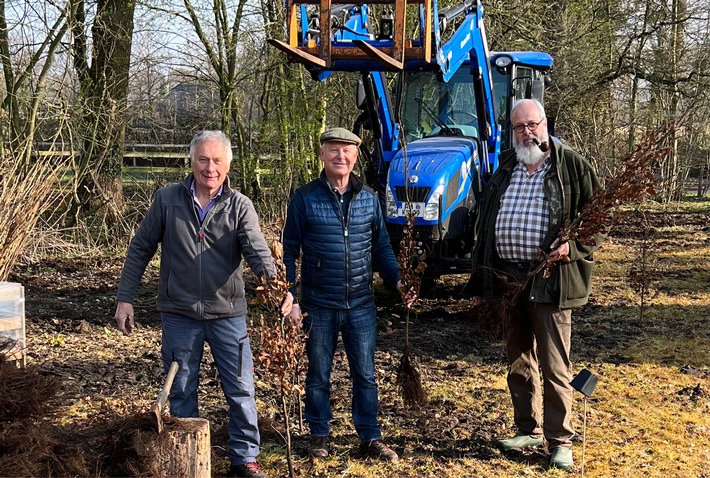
[576,363,710,477]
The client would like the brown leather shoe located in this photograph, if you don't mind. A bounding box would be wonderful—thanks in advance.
[307,436,329,458]
[360,439,399,462]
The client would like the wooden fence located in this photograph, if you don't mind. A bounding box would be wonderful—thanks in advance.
[35,142,191,169]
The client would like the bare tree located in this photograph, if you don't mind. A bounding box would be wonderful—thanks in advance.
[68,0,135,233]
[0,0,71,276]
[0,0,73,163]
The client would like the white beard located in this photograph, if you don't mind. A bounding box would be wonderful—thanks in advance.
[514,137,546,166]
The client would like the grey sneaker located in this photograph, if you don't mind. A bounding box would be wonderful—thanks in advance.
[307,436,329,458]
[549,447,573,471]
[360,439,399,462]
[496,434,544,451]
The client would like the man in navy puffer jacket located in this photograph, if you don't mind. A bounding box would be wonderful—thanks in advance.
[283,127,413,463]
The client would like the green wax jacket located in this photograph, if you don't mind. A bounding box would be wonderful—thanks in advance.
[472,139,603,308]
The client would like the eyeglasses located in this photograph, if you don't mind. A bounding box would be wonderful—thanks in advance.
[512,118,545,133]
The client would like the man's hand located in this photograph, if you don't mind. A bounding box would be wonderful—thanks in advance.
[288,303,303,330]
[397,280,417,308]
[280,291,294,317]
[115,301,135,336]
[547,239,571,263]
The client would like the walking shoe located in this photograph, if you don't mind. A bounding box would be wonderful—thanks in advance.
[360,439,399,462]
[307,435,330,458]
[496,434,544,451]
[549,447,574,471]
[228,461,269,478]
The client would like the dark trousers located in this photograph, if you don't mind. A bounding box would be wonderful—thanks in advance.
[498,262,575,450]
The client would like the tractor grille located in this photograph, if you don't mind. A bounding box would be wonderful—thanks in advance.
[394,186,430,202]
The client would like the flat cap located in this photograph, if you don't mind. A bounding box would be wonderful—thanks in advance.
[319,127,362,146]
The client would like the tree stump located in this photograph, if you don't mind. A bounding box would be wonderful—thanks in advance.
[160,417,211,477]
[133,417,211,477]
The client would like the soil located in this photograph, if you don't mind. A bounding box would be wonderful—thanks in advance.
[5,207,709,476]
[10,255,507,474]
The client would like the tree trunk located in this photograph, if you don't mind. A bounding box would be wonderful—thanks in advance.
[158,418,211,478]
[70,0,135,230]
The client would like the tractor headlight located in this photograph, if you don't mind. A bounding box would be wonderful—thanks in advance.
[423,185,444,220]
[385,187,397,217]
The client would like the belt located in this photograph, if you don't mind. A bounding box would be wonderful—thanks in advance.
[503,260,535,271]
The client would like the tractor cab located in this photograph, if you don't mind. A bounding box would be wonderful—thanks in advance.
[400,68,480,144]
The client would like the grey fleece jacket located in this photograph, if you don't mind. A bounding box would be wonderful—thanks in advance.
[116,174,275,320]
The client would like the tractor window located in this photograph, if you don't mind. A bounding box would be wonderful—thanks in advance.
[492,68,510,133]
[514,66,534,101]
[512,66,547,105]
[493,65,548,150]
[400,69,479,143]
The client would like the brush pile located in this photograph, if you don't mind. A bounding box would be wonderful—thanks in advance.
[0,340,197,477]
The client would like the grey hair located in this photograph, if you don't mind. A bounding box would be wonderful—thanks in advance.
[189,130,233,164]
[511,98,546,120]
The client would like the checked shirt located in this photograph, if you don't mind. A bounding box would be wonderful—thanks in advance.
[495,158,552,262]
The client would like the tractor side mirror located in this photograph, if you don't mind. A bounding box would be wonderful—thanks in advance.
[355,79,367,110]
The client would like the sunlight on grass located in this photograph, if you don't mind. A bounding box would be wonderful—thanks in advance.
[14,198,710,477]
[579,363,710,477]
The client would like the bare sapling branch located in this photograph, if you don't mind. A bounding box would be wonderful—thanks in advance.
[396,210,428,406]
[531,125,674,278]
[252,237,307,478]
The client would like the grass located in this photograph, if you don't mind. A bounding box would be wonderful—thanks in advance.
[253,200,710,477]
[15,199,710,477]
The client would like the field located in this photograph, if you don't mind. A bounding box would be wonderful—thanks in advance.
[7,199,710,477]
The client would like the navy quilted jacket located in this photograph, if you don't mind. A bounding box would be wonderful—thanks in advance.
[283,171,401,309]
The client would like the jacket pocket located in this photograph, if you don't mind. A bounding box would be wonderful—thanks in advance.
[236,333,248,379]
[164,269,173,300]
[565,257,594,301]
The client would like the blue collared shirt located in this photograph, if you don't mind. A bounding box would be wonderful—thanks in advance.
[190,180,223,223]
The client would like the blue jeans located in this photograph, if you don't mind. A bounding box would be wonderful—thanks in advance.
[161,313,260,465]
[301,302,382,442]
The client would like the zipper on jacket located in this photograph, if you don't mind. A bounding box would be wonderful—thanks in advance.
[197,227,205,318]
[329,185,352,308]
[344,191,357,309]
[194,195,223,319]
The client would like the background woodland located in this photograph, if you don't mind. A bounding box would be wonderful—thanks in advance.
[1,0,709,259]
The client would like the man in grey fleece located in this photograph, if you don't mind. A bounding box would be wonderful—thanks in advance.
[114,130,292,478]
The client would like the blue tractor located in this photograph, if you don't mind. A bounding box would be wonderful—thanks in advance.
[269,0,553,286]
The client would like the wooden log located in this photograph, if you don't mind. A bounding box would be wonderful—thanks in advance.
[159,417,211,478]
[133,417,211,477]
